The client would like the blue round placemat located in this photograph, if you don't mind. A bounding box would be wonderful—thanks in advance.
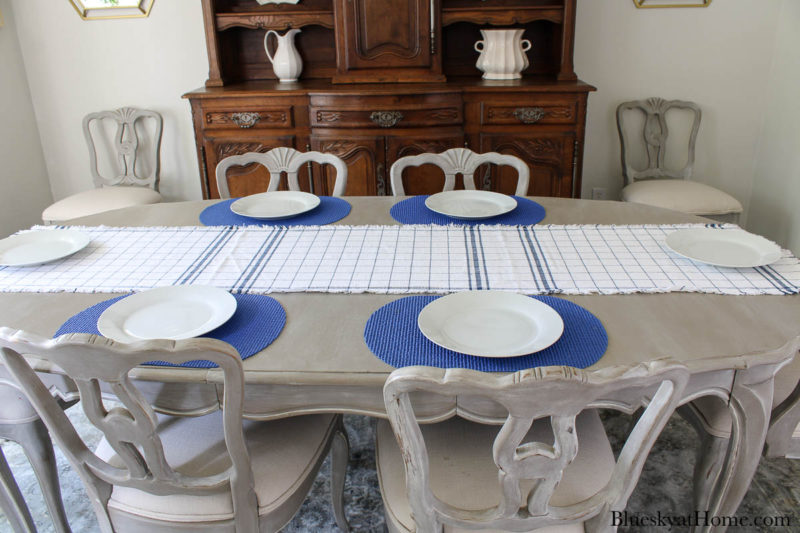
[390,195,546,226]
[200,197,351,227]
[55,293,286,368]
[364,295,607,371]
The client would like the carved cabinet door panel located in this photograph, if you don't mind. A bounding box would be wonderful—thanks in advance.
[311,136,385,196]
[333,0,442,82]
[479,133,576,198]
[205,136,305,199]
[386,134,465,195]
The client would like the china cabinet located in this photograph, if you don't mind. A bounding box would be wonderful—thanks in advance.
[185,0,594,199]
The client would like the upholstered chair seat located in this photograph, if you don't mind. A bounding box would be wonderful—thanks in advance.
[42,107,163,224]
[376,411,615,533]
[42,186,162,224]
[617,98,743,222]
[97,412,340,531]
[621,179,742,217]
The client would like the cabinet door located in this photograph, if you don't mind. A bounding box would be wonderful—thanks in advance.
[479,133,576,198]
[387,134,465,195]
[312,136,386,196]
[333,0,442,82]
[205,136,309,199]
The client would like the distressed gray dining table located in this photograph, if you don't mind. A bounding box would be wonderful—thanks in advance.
[1,196,798,533]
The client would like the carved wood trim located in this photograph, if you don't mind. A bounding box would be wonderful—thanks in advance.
[485,104,576,125]
[315,111,343,123]
[205,110,290,128]
[215,13,335,31]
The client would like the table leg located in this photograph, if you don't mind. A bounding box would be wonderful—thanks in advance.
[699,363,778,533]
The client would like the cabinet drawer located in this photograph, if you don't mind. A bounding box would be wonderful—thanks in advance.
[203,106,294,130]
[310,94,462,129]
[480,98,578,126]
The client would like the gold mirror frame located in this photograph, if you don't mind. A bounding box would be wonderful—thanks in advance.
[634,0,711,7]
[69,0,155,20]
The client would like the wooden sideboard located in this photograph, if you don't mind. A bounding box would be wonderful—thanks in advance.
[184,0,595,199]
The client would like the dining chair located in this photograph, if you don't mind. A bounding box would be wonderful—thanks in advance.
[679,351,800,512]
[42,108,163,224]
[0,382,73,533]
[617,98,742,223]
[0,329,350,533]
[389,148,530,196]
[215,147,348,198]
[377,361,688,532]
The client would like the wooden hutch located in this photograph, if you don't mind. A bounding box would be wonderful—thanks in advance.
[184,0,595,199]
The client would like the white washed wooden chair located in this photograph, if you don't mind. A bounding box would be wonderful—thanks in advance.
[215,147,348,198]
[617,98,742,223]
[377,361,688,533]
[0,382,73,533]
[42,108,163,224]
[0,329,350,533]
[389,148,530,196]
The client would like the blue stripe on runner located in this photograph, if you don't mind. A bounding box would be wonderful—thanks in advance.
[516,227,541,291]
[522,227,550,292]
[468,226,483,290]
[243,229,289,293]
[233,228,282,292]
[176,226,235,284]
[475,226,490,290]
[763,263,800,292]
[463,227,473,290]
[756,265,792,295]
[530,227,556,289]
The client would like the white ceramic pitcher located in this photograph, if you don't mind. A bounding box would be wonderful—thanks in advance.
[474,29,532,80]
[264,29,302,83]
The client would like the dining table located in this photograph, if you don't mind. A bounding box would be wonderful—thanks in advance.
[0,195,798,533]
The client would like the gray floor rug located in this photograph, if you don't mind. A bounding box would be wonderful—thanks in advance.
[1,409,798,532]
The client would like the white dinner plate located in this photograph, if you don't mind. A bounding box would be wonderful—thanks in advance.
[0,229,91,267]
[97,286,237,343]
[417,291,564,357]
[665,228,782,268]
[425,190,517,220]
[230,191,320,220]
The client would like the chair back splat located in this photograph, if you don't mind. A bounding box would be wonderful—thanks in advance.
[84,107,163,191]
[383,361,688,532]
[389,148,530,196]
[215,147,348,198]
[0,329,258,533]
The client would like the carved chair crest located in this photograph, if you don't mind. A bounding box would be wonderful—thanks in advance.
[383,361,688,532]
[215,147,348,198]
[389,148,530,196]
[84,107,163,191]
[616,97,702,186]
[0,329,258,533]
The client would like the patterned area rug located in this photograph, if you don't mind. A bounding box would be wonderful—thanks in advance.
[1,409,799,532]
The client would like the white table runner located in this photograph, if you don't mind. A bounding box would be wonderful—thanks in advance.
[1,224,798,295]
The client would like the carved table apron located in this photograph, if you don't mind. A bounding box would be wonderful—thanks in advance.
[1,197,797,533]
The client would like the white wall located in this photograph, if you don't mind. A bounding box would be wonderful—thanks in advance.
[10,0,208,202]
[0,0,52,236]
[748,0,800,255]
[574,0,782,224]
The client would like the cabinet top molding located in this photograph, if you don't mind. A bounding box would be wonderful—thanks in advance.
[633,0,711,8]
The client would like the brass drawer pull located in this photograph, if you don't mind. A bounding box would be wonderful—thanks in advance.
[230,112,261,128]
[370,111,403,128]
[513,107,545,124]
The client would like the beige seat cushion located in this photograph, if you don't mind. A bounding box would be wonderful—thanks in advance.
[95,412,336,524]
[621,179,742,216]
[376,410,615,533]
[42,186,162,223]
[689,354,800,438]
